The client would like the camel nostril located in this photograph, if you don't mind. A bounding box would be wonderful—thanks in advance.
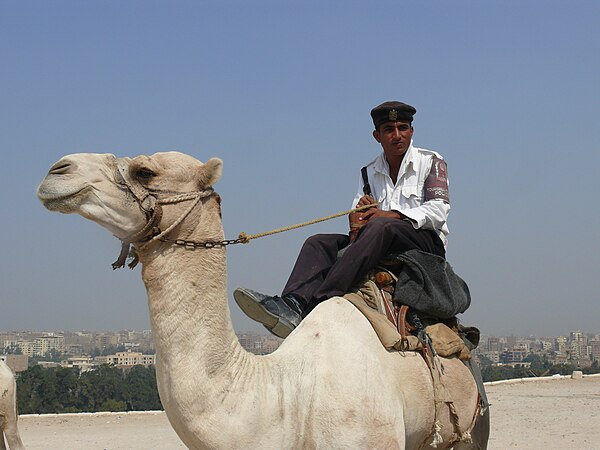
[49,162,72,175]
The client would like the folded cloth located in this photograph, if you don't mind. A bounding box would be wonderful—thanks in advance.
[390,249,471,319]
[344,288,423,352]
[426,323,471,360]
[343,284,471,360]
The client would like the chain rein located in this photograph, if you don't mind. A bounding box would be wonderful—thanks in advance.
[153,200,379,250]
[112,158,377,268]
[113,159,232,269]
[158,235,249,249]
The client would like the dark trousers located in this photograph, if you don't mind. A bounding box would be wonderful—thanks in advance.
[282,217,445,311]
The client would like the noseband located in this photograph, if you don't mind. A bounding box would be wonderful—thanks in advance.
[112,158,215,269]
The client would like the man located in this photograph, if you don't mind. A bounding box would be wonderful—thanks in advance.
[234,101,450,338]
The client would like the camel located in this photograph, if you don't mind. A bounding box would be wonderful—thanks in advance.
[37,151,488,449]
[0,361,25,450]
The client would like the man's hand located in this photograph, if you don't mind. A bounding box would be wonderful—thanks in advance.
[349,195,378,242]
[349,195,404,241]
[360,208,404,221]
[356,194,377,208]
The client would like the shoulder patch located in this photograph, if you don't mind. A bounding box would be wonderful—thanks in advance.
[424,156,449,203]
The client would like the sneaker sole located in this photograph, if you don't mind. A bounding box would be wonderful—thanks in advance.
[233,289,294,339]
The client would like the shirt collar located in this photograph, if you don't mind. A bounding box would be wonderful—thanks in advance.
[373,140,416,175]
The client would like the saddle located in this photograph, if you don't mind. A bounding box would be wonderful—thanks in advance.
[373,266,473,359]
[343,252,487,447]
[345,250,476,359]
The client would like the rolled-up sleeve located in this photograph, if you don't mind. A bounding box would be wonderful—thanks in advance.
[400,199,450,231]
[391,155,450,232]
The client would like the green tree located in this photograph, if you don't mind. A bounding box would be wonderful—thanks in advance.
[99,399,127,412]
[78,365,126,412]
[585,360,600,374]
[124,365,163,410]
[44,348,63,362]
[16,365,71,414]
[16,363,163,414]
[477,355,493,367]
[481,364,531,382]
[54,366,81,411]
[550,363,577,375]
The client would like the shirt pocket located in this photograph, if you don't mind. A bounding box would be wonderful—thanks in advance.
[401,183,421,201]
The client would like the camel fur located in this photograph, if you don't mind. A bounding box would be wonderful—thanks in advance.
[37,151,487,449]
[0,361,25,450]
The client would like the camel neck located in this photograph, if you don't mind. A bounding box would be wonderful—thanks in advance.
[141,245,242,375]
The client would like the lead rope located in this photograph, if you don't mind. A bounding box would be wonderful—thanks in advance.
[115,196,378,269]
[236,202,378,243]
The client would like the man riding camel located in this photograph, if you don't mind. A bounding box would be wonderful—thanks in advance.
[234,101,450,338]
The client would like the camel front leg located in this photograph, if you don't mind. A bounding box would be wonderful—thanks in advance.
[0,431,6,450]
[3,422,25,450]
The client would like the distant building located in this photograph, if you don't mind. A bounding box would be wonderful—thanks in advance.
[556,336,567,356]
[0,333,19,353]
[497,361,531,369]
[237,332,282,355]
[484,351,500,364]
[500,350,526,364]
[94,333,119,350]
[487,336,500,353]
[0,354,29,373]
[541,341,553,352]
[17,340,35,357]
[506,335,518,349]
[60,356,98,372]
[13,333,65,357]
[590,340,600,362]
[95,351,155,368]
[34,334,65,356]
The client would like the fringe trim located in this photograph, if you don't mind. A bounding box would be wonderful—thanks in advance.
[460,431,473,444]
[430,420,443,448]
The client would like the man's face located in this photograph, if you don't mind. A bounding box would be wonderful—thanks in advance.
[373,121,413,159]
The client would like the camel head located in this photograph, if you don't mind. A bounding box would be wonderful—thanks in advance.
[37,151,223,250]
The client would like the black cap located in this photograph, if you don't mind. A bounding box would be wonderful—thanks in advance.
[370,101,416,129]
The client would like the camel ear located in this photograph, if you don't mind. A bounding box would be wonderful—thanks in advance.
[197,157,223,188]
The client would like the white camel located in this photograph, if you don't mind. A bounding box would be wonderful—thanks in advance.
[0,361,25,450]
[37,151,487,449]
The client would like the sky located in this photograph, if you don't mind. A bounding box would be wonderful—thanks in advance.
[1,1,599,337]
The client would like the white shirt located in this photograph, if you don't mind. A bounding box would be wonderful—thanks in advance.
[351,141,450,248]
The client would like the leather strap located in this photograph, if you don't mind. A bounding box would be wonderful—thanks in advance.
[361,166,372,196]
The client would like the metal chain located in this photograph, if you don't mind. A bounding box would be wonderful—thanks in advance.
[158,235,249,249]
[155,202,378,250]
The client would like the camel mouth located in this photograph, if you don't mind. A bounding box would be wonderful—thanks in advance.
[37,183,89,211]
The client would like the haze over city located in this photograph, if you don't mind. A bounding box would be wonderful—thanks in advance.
[1,2,599,337]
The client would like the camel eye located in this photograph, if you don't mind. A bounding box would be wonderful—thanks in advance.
[136,168,156,180]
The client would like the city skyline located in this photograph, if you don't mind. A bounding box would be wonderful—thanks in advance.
[3,327,599,341]
[4,328,599,377]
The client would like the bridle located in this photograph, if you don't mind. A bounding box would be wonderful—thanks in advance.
[111,157,238,270]
[110,157,379,270]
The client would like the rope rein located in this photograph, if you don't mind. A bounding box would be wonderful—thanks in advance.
[111,154,378,268]
[152,202,379,251]
[235,202,378,243]
[116,201,377,269]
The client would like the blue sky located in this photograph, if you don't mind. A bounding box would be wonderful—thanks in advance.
[1,1,599,336]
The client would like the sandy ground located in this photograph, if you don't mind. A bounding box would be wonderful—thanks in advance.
[485,376,600,450]
[14,376,600,449]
